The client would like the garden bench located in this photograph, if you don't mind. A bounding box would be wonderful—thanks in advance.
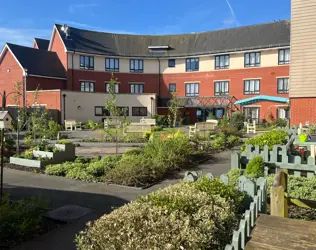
[124,124,151,136]
[140,117,156,126]
[189,122,217,138]
[65,120,82,131]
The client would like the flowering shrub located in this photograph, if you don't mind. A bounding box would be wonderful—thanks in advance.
[245,156,264,178]
[76,179,241,250]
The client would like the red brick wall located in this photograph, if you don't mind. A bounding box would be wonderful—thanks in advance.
[290,97,316,126]
[27,90,61,110]
[26,76,66,91]
[50,28,67,70]
[160,66,289,100]
[0,48,25,106]
[67,70,159,93]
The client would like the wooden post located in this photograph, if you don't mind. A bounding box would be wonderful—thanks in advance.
[270,169,288,217]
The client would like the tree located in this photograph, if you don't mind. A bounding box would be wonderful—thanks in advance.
[105,74,129,155]
[168,92,184,128]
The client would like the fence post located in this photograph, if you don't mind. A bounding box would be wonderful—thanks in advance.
[270,169,288,217]
[231,152,240,169]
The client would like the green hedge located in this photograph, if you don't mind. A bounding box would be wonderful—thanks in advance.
[241,130,288,151]
[76,178,242,250]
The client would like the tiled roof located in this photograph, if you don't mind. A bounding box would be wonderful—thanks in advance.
[34,38,50,50]
[56,20,290,58]
[7,43,66,78]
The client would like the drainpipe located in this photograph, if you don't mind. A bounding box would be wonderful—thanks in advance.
[23,69,28,108]
[62,94,66,123]
[71,52,75,90]
[157,57,161,107]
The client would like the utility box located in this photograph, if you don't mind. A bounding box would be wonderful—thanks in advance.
[0,111,12,129]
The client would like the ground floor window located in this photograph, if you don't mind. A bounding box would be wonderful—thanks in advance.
[80,81,95,92]
[95,106,110,116]
[277,107,290,119]
[244,107,260,124]
[132,107,147,116]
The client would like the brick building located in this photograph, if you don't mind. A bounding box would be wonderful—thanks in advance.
[0,21,292,124]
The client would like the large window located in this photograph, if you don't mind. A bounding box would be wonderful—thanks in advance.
[278,49,290,65]
[168,59,175,67]
[215,55,230,69]
[244,79,260,94]
[186,58,199,72]
[169,83,176,92]
[117,107,129,116]
[105,83,119,93]
[80,55,94,70]
[132,107,147,116]
[244,52,260,67]
[130,59,144,73]
[214,81,229,96]
[80,81,95,92]
[185,83,199,96]
[277,78,289,93]
[95,106,110,116]
[130,83,144,94]
[105,58,119,72]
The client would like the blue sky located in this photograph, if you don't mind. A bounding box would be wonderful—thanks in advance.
[0,0,290,48]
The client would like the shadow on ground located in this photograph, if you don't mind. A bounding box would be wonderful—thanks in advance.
[4,184,128,250]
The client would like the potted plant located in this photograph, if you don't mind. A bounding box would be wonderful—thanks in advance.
[299,133,308,142]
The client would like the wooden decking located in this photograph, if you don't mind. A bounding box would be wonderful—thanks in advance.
[245,214,316,249]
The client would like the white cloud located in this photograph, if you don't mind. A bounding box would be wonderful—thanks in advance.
[68,3,98,14]
[0,27,51,48]
[224,0,240,27]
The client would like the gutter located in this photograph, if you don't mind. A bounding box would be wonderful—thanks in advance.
[157,57,161,97]
[72,51,75,90]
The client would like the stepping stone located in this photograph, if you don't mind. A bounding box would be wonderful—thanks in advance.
[45,205,92,223]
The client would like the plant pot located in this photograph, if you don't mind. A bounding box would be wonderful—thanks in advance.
[309,134,316,142]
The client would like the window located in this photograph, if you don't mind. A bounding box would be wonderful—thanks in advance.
[95,106,110,116]
[215,55,230,69]
[278,49,290,65]
[244,107,260,124]
[130,83,144,94]
[169,83,176,92]
[80,55,94,70]
[277,108,290,119]
[105,58,119,72]
[168,59,175,67]
[130,59,144,73]
[186,58,199,72]
[214,81,229,96]
[277,78,289,93]
[117,107,129,116]
[132,107,147,116]
[244,79,260,94]
[105,83,119,93]
[185,83,199,96]
[80,81,95,92]
[244,52,260,67]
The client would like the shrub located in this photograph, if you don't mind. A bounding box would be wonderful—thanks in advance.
[226,135,241,148]
[241,130,288,151]
[230,112,245,131]
[74,156,90,164]
[0,195,47,245]
[86,161,105,177]
[105,154,161,187]
[210,134,226,151]
[218,126,239,136]
[152,114,168,127]
[299,133,308,142]
[123,148,142,157]
[45,164,67,176]
[76,181,239,250]
[245,156,264,178]
[46,120,62,139]
[150,126,163,132]
[275,118,288,128]
[65,166,95,182]
[56,139,72,145]
[227,168,242,187]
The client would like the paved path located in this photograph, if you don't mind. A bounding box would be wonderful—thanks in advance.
[4,149,235,250]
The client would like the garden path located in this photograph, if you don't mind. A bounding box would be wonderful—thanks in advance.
[4,149,235,250]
